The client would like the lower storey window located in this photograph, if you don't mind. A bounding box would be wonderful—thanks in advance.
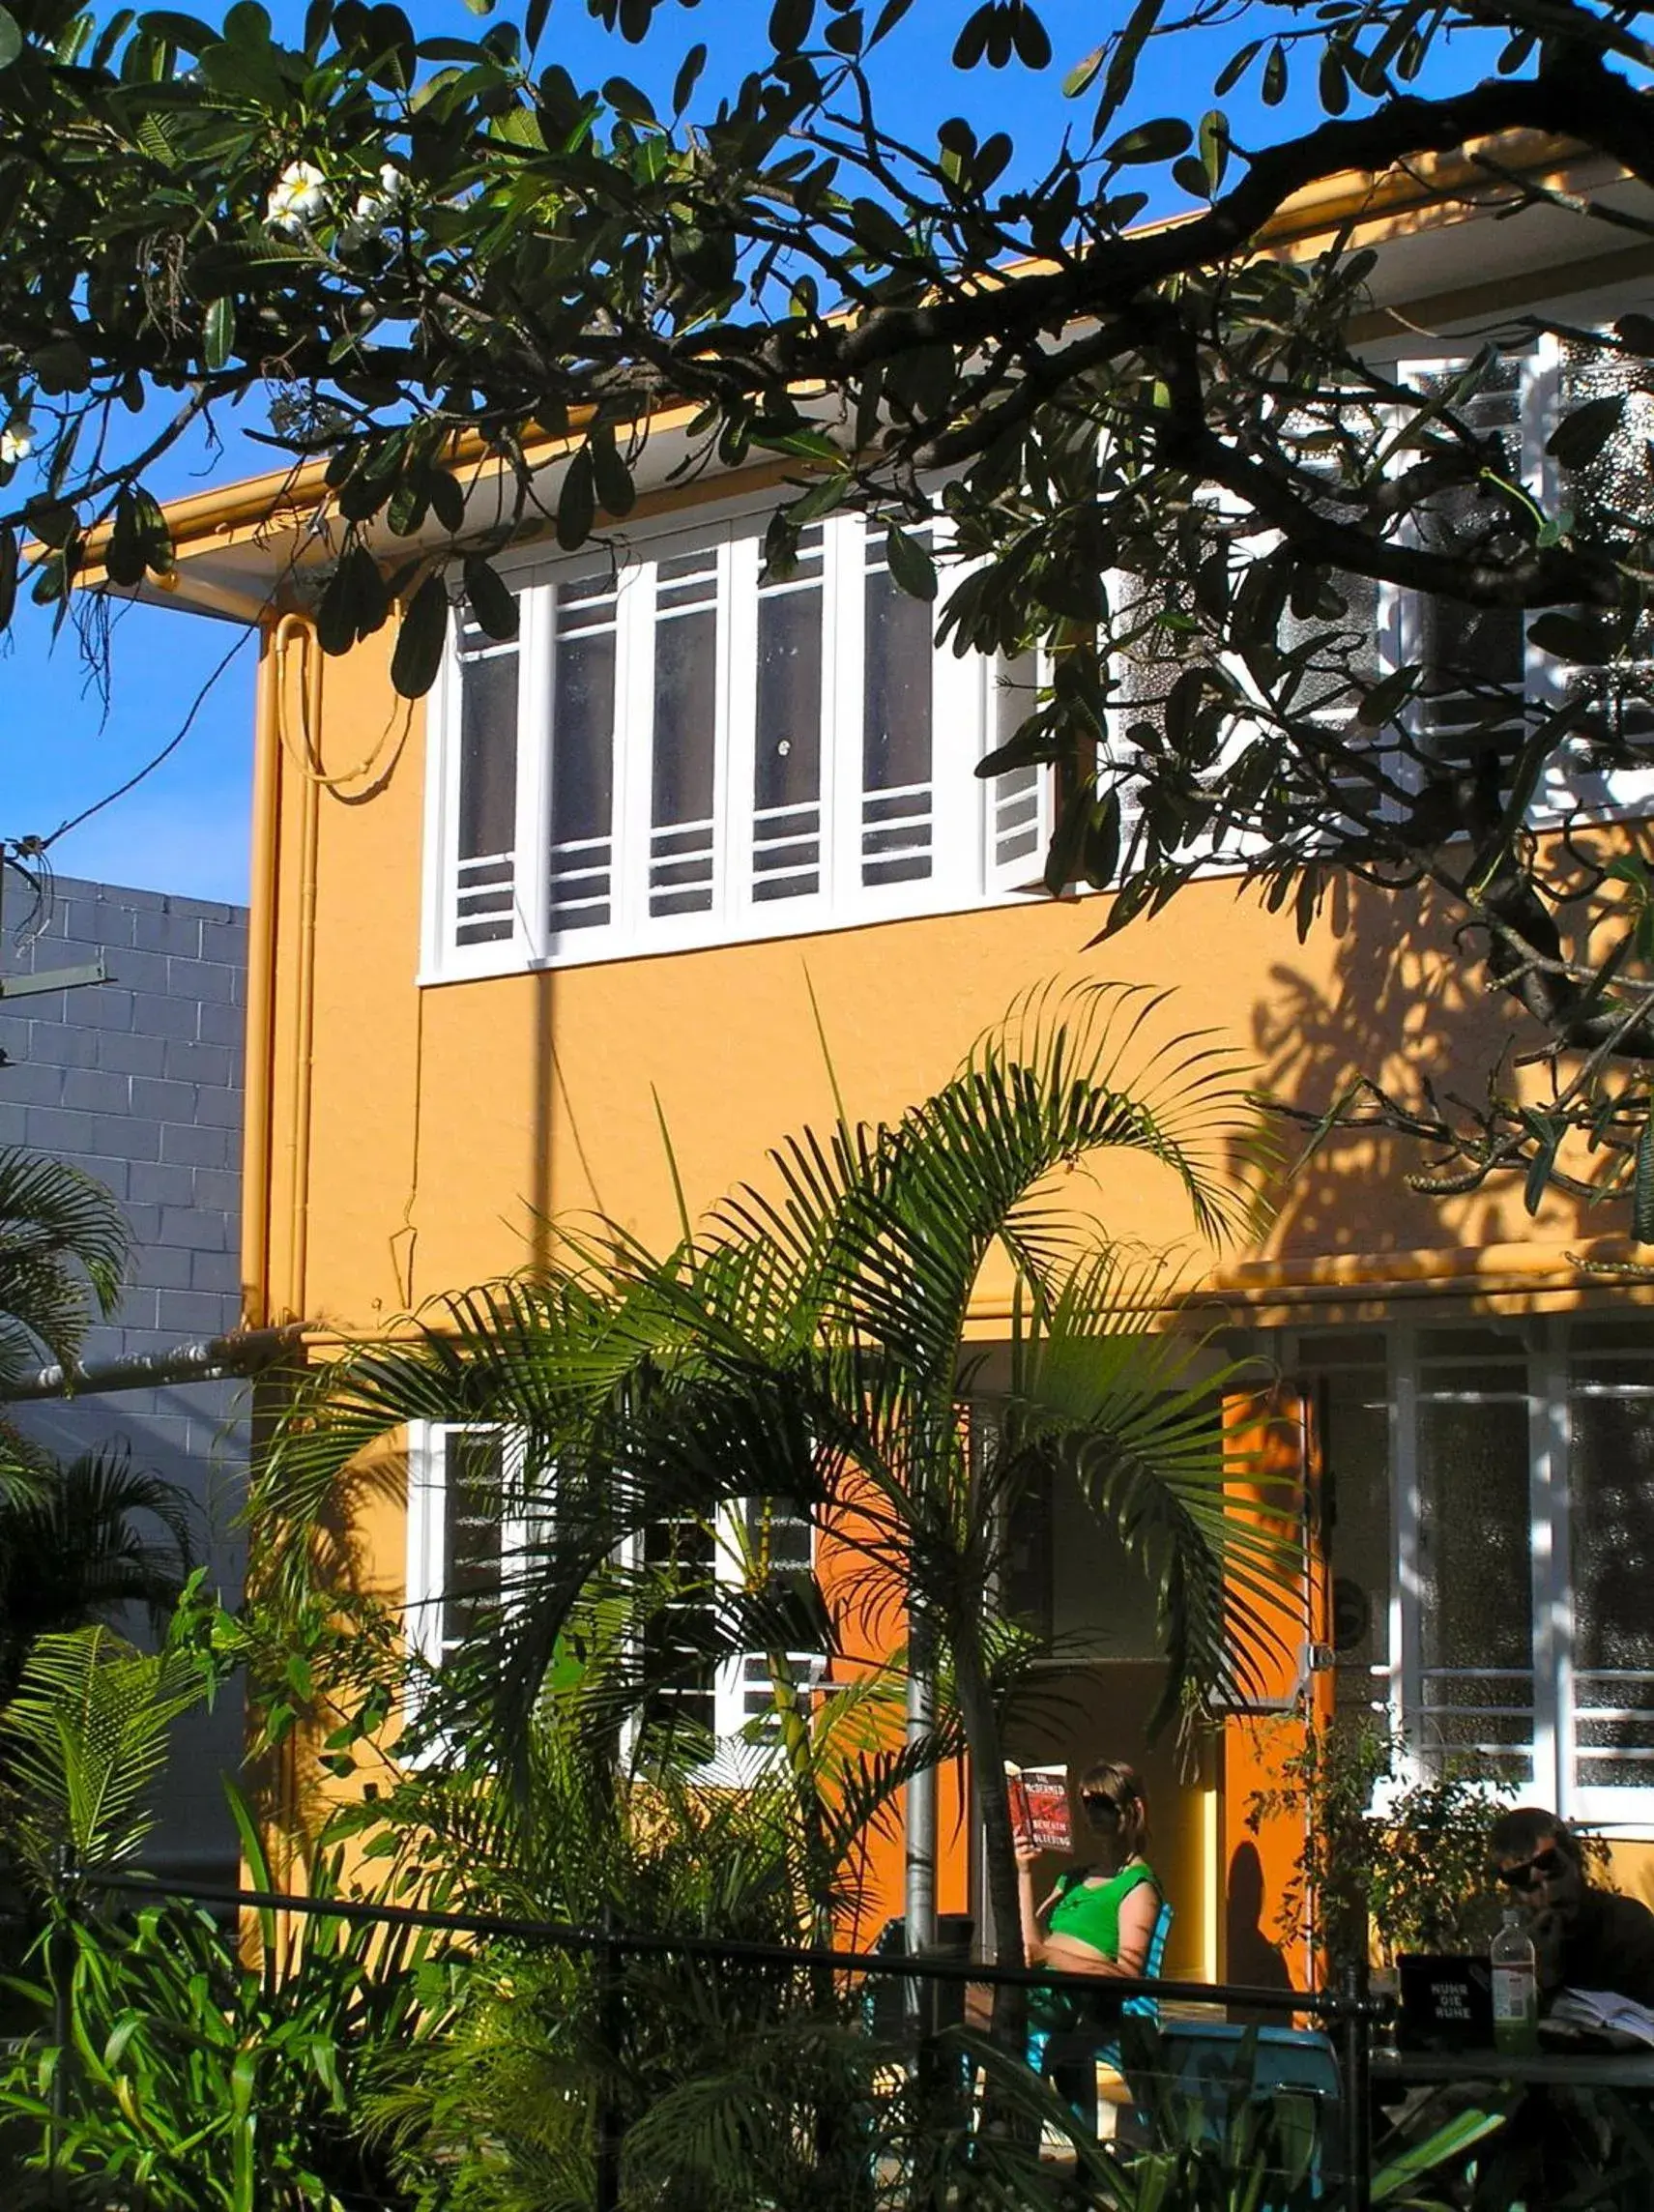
[405,1425,826,1768]
[1302,1318,1654,1829]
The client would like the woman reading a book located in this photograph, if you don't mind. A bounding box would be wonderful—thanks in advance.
[1016,1760,1161,1982]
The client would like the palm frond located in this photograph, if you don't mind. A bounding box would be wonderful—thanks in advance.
[1,1622,205,1873]
[0,1446,195,1701]
[0,1146,129,1373]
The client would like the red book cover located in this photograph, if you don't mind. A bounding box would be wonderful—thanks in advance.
[1005,1761,1072,1852]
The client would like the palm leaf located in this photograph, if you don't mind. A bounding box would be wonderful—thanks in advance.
[0,1146,129,1376]
[2,1622,205,1873]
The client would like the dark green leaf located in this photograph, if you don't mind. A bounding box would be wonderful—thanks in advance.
[26,500,77,551]
[1102,117,1192,165]
[1212,39,1260,96]
[868,0,914,44]
[1547,393,1627,472]
[1523,1115,1562,1217]
[951,2,992,68]
[1262,41,1287,103]
[769,0,813,52]
[203,297,234,373]
[671,40,706,113]
[1355,663,1418,729]
[427,469,466,535]
[1496,29,1534,73]
[0,528,16,632]
[0,5,25,66]
[591,426,635,518]
[1318,43,1348,114]
[1090,0,1163,134]
[1198,109,1228,192]
[462,556,519,642]
[885,523,937,602]
[1009,2,1051,69]
[1528,610,1611,665]
[557,447,595,551]
[1636,1121,1654,1246]
[851,196,911,262]
[391,572,450,699]
[603,73,654,124]
[1171,156,1210,200]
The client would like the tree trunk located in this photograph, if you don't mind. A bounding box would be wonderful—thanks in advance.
[949,1637,1026,2033]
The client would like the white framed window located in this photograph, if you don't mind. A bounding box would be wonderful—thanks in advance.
[1295,1315,1654,1833]
[405,1425,827,1767]
[422,497,1044,980]
[1394,335,1654,823]
[404,1420,531,1674]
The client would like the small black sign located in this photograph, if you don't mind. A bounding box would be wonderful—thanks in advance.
[1398,1953,1494,2052]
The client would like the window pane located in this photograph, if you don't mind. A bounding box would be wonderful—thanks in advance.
[992,651,1042,876]
[862,527,933,886]
[754,529,823,904]
[455,609,518,946]
[550,574,617,934]
[1412,358,1527,747]
[443,1429,506,1656]
[642,1516,718,1740]
[1416,1389,1533,1782]
[1320,1360,1392,1710]
[651,548,719,917]
[1569,1355,1654,1791]
[1553,339,1654,747]
[738,1497,824,1730]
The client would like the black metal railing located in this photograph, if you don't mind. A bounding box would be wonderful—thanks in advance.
[23,1865,1386,2212]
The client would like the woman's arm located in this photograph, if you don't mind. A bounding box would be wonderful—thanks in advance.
[1015,1839,1046,1964]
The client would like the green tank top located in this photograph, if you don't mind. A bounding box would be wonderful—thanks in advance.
[1047,1861,1158,1962]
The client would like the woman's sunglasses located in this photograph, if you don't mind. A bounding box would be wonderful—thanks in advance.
[1495,1847,1566,1890]
[1081,1796,1124,1823]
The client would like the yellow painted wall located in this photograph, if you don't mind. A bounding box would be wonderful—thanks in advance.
[243,615,1654,1944]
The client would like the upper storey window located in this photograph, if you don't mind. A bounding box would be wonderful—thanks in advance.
[423,505,1049,980]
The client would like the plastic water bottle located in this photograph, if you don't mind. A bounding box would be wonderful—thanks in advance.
[1491,1906,1538,2055]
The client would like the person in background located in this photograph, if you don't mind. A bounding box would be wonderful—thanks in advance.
[1489,1807,1654,2008]
[1016,1760,1164,2134]
[1017,1759,1163,1983]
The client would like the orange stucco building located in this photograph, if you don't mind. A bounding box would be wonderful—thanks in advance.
[133,136,1654,1980]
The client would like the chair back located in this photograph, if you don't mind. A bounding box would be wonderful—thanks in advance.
[1122,1899,1175,2021]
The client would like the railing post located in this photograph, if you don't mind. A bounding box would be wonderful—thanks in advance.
[595,1908,624,2212]
[1338,1962,1373,2212]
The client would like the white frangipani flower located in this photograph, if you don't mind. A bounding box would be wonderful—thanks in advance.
[342,163,403,246]
[265,160,329,235]
[0,422,34,467]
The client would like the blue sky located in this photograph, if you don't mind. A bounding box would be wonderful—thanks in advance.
[0,0,1446,909]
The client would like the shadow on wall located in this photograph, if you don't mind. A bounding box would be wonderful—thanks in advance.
[1238,873,1579,1263]
[1224,1839,1294,2018]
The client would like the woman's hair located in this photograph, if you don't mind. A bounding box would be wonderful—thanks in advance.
[1078,1760,1149,1856]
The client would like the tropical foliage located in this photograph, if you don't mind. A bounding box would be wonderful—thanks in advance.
[0,1145,128,1387]
[254,982,1292,2018]
[5,0,1654,1216]
[0,1145,131,1505]
[0,1621,205,1877]
[0,1449,194,1706]
[1244,1721,1613,1972]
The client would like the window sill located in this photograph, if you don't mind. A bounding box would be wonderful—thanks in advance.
[418,878,1070,989]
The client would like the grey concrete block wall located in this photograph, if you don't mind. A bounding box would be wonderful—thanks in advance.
[0,875,249,1883]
